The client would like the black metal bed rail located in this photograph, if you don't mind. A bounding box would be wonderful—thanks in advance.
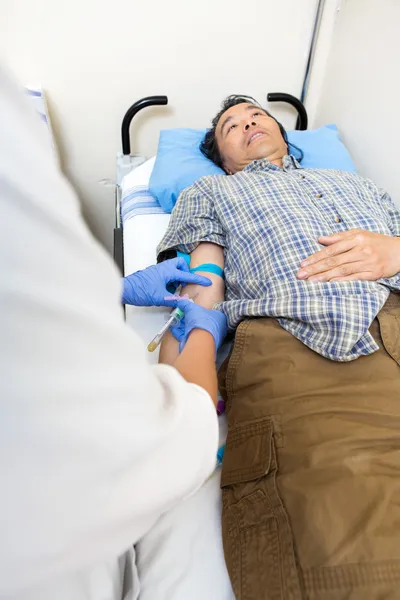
[121,93,307,156]
[121,95,168,155]
[267,92,308,131]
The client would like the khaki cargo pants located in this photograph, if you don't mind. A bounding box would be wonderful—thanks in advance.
[218,293,400,599]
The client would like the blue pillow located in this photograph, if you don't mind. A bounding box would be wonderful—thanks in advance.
[149,124,356,213]
[288,124,355,171]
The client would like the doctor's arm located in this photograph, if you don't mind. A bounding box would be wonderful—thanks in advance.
[0,68,220,596]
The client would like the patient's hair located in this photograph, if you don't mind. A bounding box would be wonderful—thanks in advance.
[200,94,302,171]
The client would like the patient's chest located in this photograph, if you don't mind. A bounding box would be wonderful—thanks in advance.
[210,169,392,281]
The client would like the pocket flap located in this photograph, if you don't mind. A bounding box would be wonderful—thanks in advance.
[221,418,274,488]
[378,303,400,366]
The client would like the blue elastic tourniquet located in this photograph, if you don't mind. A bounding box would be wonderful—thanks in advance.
[177,251,191,266]
[190,263,224,279]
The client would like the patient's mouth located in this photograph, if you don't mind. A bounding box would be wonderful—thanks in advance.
[248,132,265,145]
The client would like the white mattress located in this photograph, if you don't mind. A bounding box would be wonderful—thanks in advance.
[122,168,233,599]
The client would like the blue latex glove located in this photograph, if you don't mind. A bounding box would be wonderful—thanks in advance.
[166,298,228,353]
[121,258,211,306]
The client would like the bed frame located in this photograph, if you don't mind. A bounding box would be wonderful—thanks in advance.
[114,93,308,275]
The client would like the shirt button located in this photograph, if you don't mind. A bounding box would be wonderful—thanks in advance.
[335,216,341,223]
[316,193,323,198]
[300,174,305,179]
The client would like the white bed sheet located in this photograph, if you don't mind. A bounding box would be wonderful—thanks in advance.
[124,213,172,354]
[123,214,233,599]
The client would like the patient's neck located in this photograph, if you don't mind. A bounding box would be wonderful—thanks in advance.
[264,148,285,169]
[269,157,283,168]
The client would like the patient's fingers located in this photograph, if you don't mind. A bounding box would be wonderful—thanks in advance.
[300,238,355,269]
[307,261,370,282]
[317,228,364,244]
[297,249,361,279]
[329,272,376,282]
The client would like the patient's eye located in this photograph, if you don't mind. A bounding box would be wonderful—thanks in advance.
[228,123,237,132]
[253,111,262,117]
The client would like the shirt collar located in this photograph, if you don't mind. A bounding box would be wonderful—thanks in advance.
[242,154,302,174]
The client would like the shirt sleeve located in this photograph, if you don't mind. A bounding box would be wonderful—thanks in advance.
[0,68,218,596]
[377,190,400,290]
[157,178,225,260]
[379,189,400,236]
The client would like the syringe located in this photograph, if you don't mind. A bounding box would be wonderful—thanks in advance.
[148,285,185,353]
[147,306,185,352]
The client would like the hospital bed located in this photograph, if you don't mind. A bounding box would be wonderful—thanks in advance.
[114,95,308,599]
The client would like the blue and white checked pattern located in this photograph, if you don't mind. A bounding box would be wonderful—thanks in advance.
[121,184,166,222]
[157,155,400,361]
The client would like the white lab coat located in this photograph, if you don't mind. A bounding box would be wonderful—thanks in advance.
[0,67,218,599]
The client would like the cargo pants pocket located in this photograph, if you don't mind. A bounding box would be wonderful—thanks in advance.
[221,417,303,600]
[377,296,400,366]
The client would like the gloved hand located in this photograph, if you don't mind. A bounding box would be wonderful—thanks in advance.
[167,299,228,353]
[121,258,211,306]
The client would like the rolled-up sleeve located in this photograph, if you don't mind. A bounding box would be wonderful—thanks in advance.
[157,177,225,260]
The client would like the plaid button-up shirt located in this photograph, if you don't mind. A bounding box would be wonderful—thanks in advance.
[157,156,400,361]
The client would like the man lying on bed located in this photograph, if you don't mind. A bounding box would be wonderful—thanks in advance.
[156,95,400,600]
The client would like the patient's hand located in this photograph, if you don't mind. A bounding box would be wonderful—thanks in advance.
[297,229,400,282]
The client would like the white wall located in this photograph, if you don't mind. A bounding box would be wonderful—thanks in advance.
[310,0,400,206]
[2,0,318,252]
[303,0,341,128]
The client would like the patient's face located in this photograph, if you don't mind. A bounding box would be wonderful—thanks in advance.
[215,103,287,174]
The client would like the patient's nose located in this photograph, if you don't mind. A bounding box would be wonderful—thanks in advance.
[244,121,257,131]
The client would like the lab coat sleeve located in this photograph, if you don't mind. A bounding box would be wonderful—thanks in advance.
[0,67,218,595]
